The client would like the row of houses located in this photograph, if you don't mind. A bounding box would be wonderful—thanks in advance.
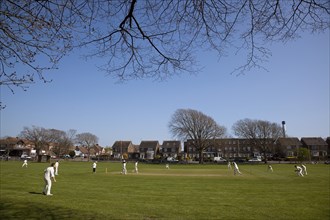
[0,138,181,161]
[185,137,329,161]
[0,136,329,161]
[111,140,181,160]
[112,137,329,161]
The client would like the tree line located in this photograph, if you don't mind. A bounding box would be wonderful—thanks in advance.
[19,126,98,162]
[14,108,284,163]
[169,109,284,163]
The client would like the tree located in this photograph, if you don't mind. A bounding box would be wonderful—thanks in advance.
[75,132,98,161]
[19,126,53,162]
[49,129,76,157]
[232,118,282,162]
[169,109,226,164]
[1,0,75,98]
[297,147,310,162]
[1,0,329,104]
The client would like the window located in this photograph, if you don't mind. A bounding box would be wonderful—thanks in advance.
[312,151,319,156]
[287,151,294,157]
[311,146,318,150]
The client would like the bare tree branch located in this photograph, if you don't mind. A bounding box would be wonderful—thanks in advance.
[76,132,98,161]
[232,118,283,162]
[1,0,329,98]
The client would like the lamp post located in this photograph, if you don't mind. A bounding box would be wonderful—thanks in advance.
[198,129,202,163]
[120,141,122,160]
[281,121,286,138]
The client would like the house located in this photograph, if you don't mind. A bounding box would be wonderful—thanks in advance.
[75,146,89,157]
[301,137,328,160]
[91,144,103,156]
[161,141,181,159]
[275,137,302,158]
[0,137,56,162]
[112,141,134,159]
[183,139,198,160]
[0,137,34,157]
[326,137,330,157]
[127,144,140,160]
[184,138,257,161]
[184,137,312,161]
[139,141,160,159]
[211,138,255,159]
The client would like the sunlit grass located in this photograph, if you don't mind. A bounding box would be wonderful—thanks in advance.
[1,161,329,220]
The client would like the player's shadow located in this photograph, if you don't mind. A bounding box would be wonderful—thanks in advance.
[29,192,43,195]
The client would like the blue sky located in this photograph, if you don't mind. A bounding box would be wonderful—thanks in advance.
[1,31,329,147]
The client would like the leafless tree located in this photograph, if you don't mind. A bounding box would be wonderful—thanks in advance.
[19,126,54,162]
[49,129,76,157]
[169,108,227,163]
[75,132,98,161]
[0,0,76,96]
[1,0,329,104]
[232,118,282,162]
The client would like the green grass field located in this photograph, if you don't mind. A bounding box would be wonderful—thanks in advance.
[1,161,329,220]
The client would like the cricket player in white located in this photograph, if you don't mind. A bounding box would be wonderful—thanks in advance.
[22,159,28,168]
[92,161,97,173]
[233,162,242,175]
[43,163,56,196]
[268,165,273,172]
[301,164,307,175]
[228,161,231,170]
[294,165,304,177]
[54,160,59,175]
[122,160,127,175]
[134,161,138,174]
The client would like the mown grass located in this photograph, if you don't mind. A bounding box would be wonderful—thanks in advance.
[0,161,329,220]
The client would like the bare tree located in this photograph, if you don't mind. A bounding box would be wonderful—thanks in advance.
[0,0,76,96]
[49,129,76,157]
[1,0,329,102]
[75,132,98,161]
[169,109,226,163]
[232,118,282,162]
[19,126,53,162]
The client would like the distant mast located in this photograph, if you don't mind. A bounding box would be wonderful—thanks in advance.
[281,121,286,138]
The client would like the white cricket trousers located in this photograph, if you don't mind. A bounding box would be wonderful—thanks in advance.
[43,178,52,195]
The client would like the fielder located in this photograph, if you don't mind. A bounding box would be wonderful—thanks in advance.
[54,160,59,175]
[122,160,127,175]
[134,161,138,174]
[165,164,170,169]
[92,161,97,173]
[301,164,307,175]
[43,163,56,196]
[268,165,273,172]
[233,162,242,175]
[227,161,231,170]
[22,159,28,168]
[294,165,304,177]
